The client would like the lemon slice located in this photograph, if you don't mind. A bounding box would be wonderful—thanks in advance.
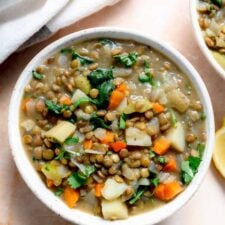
[213,124,225,178]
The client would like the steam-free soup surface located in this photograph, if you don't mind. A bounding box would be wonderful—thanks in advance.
[20,38,206,220]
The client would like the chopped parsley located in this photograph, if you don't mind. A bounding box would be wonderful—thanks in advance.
[32,70,43,80]
[119,113,128,129]
[99,38,116,47]
[138,61,155,85]
[90,113,110,129]
[129,187,147,204]
[151,178,159,187]
[55,187,64,196]
[72,51,94,65]
[64,137,79,145]
[45,100,69,115]
[114,51,138,67]
[181,156,201,184]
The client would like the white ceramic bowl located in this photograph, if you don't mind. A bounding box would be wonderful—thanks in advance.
[8,27,215,225]
[190,0,225,79]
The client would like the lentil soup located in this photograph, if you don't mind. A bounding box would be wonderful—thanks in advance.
[20,38,206,220]
[197,0,225,69]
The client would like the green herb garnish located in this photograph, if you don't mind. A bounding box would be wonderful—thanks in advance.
[157,156,168,164]
[88,68,113,87]
[99,38,116,47]
[119,113,128,129]
[212,0,222,7]
[149,150,156,158]
[72,51,94,65]
[90,113,110,129]
[197,143,205,157]
[55,147,66,160]
[55,187,64,196]
[32,70,43,80]
[74,97,91,109]
[138,61,155,85]
[64,137,79,145]
[67,165,95,189]
[129,187,147,204]
[45,100,69,115]
[114,51,138,67]
[151,178,159,187]
[200,111,206,121]
[170,109,177,127]
[181,156,201,184]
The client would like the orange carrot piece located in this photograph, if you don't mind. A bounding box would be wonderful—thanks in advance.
[59,95,72,105]
[83,139,93,149]
[108,90,125,110]
[154,181,183,201]
[101,131,115,144]
[163,156,178,172]
[152,102,165,114]
[64,187,80,208]
[110,141,127,152]
[21,98,32,112]
[47,179,54,188]
[152,137,170,155]
[95,183,104,197]
[117,83,127,92]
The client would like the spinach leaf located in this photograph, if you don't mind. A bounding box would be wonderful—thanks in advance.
[60,48,73,54]
[99,38,116,47]
[45,100,63,114]
[32,70,43,80]
[138,61,155,85]
[55,187,64,196]
[212,0,222,7]
[114,51,139,67]
[92,80,115,108]
[67,165,95,189]
[129,187,147,204]
[72,51,94,65]
[64,137,79,145]
[90,113,110,129]
[88,68,113,87]
[181,156,201,184]
[119,113,128,129]
[74,97,91,109]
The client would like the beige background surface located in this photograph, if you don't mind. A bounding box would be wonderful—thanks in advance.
[1,0,225,225]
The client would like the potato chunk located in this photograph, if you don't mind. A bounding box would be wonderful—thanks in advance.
[166,122,185,152]
[101,199,128,220]
[74,76,91,94]
[45,121,76,144]
[102,178,128,200]
[126,127,152,146]
[167,89,190,112]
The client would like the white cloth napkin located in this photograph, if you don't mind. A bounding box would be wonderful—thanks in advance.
[0,0,120,64]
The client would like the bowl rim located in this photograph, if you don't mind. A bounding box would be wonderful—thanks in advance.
[190,0,225,80]
[8,27,215,225]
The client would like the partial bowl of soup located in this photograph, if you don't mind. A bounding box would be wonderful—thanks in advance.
[191,0,225,79]
[8,27,214,225]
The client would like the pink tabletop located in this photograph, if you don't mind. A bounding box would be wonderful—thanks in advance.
[1,0,225,225]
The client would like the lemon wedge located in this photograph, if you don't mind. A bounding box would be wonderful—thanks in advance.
[213,120,225,178]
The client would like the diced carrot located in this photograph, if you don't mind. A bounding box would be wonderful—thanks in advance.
[101,131,115,144]
[47,179,54,188]
[64,187,80,208]
[163,155,178,172]
[154,181,183,201]
[110,141,127,152]
[83,139,93,149]
[21,98,32,112]
[59,95,72,105]
[108,90,125,110]
[117,83,127,92]
[152,137,170,155]
[152,102,165,114]
[95,183,104,197]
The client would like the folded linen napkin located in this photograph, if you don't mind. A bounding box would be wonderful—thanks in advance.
[0,0,120,64]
